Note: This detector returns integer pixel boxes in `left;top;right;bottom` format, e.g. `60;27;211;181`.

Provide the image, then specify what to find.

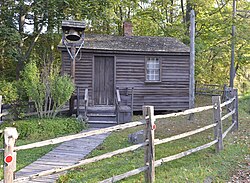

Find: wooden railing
195;82;225;96
84;88;88;120
115;88;121;124
1;89;239;183
115;87;134;124
76;87;80;116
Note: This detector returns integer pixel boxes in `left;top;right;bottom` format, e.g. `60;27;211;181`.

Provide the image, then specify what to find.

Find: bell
66;28;81;41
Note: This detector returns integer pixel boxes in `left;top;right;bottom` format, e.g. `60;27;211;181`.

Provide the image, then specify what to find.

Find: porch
69;87;134;128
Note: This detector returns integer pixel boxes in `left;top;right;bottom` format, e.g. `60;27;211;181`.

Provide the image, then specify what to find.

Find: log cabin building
59;24;190;127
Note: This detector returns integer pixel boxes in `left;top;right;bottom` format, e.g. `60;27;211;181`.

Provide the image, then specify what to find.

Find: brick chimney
123;21;133;37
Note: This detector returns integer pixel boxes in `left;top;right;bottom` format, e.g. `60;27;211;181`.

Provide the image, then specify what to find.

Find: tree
1;0;250;93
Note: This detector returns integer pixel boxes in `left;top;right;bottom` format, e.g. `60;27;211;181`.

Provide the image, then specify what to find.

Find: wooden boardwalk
15;128;110;183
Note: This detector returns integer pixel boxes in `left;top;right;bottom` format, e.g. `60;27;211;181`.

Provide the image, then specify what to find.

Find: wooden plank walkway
14;128;110;183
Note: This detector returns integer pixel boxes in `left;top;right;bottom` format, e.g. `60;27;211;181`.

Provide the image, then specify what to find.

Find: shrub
22;62;74;118
0;117;85;140
22;62;45;117
50;75;74;117
0;80;18;104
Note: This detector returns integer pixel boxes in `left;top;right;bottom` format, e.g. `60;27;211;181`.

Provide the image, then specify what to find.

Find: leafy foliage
0;117;85;140
22;62;74;118
0;25;20;81
50;75;75;116
0;0;250;92
22;62;45;117
0;81;18;104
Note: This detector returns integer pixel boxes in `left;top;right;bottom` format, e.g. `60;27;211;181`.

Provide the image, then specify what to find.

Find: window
145;57;161;82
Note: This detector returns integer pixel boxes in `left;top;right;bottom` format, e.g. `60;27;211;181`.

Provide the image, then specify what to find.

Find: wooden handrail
116;89;121;105
115;88;121;124
76;87;80;116
131;87;134;113
84;88;88;120
84;88;88;103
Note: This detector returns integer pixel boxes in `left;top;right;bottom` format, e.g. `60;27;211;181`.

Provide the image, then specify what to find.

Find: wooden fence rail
195;82;225;96
1;89;239;183
154;105;214;120
14;120;145;151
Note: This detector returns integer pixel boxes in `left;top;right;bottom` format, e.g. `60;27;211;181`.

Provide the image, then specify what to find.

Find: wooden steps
86;106;117;128
79;105;132;127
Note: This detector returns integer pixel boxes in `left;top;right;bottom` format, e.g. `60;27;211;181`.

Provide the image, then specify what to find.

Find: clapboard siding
61;49;190;111
115;54;189;111
62;51;93;104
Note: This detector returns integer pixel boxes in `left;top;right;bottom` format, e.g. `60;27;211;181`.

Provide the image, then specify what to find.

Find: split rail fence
0;89;238;183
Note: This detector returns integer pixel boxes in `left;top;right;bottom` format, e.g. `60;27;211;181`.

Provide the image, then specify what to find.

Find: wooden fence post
232;89;238;131
143;106;155;183
4;127;18;183
212;96;223;153
189;10;195;121
143;106;148;182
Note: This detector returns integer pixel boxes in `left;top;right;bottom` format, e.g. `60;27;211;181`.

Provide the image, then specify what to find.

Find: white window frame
145;57;161;82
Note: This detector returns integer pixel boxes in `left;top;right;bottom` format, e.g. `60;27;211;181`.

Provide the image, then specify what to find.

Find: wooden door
94;56;115;105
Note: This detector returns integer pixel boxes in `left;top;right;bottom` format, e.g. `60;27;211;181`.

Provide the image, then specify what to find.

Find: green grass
58;95;250;183
0;117;86;179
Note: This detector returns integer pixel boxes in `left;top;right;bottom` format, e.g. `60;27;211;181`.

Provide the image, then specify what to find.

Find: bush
22;62;74;118
0;117;86;140
50;75;75;117
0;80;18;104
22;62;45;116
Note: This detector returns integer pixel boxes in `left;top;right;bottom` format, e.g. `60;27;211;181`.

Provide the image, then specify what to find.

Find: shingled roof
83;34;190;53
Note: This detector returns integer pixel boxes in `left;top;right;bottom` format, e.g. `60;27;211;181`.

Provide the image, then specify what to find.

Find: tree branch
23;24;43;61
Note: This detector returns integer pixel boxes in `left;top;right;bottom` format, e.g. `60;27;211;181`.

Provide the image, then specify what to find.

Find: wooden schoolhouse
59;22;190;127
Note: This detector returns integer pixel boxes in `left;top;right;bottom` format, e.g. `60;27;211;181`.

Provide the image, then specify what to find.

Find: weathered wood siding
115;54;189;111
62;51;94;105
61;50;189;111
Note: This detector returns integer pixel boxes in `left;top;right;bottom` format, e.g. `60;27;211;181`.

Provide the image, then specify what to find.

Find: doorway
94;56;115;105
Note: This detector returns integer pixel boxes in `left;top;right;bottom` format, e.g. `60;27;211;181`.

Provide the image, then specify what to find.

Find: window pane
155;61;160;69
155;75;159;81
146;57;160;81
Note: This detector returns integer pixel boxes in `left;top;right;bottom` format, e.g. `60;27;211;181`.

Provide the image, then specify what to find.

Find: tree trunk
185;0;192;36
16;0;25;80
170;0;174;23
119;6;123;35
181;0;185;23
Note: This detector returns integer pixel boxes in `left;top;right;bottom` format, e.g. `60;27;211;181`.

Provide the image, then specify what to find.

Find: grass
0;117;86;179
57;95;250;183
